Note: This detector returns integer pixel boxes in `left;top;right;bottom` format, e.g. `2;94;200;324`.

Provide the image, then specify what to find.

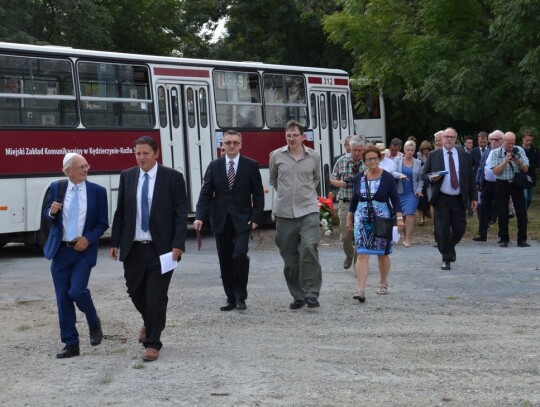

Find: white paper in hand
392;226;400;243
159;251;178;274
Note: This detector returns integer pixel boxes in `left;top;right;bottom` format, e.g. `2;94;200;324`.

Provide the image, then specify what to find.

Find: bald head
503;132;517;152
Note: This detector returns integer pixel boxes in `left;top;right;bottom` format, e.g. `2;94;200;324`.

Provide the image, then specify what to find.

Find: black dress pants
124;242;173;350
215;214;250;303
496;179;527;243
434;193;466;262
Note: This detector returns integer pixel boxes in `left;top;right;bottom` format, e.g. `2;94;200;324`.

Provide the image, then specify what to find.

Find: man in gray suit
109;136;188;362
422;127;478;270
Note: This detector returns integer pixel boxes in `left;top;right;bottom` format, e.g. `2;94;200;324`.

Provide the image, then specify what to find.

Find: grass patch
132;362;146;369
446;296;458;301
16;324;32;331
99;373;114;384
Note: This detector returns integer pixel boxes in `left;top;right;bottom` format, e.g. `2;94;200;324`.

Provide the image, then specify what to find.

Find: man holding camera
491;132;529;247
330;135;366;269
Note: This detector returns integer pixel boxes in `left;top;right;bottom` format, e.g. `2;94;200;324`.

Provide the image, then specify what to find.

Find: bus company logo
5;147;29;157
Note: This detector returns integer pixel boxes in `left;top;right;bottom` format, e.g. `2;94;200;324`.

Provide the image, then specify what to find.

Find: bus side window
310;93;317;129
319;94;327;129
158;86;167;128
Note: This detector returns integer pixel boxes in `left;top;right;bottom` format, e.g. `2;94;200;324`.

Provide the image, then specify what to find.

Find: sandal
353;291;366;303
377;284;388;295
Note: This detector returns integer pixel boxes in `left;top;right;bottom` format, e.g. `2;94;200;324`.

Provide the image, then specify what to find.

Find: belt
60;240;77;247
497;179;513;183
133;240;153;245
439;192;461;198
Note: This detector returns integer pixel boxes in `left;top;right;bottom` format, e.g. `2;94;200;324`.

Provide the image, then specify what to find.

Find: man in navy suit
109;136;188;362
43;153;108;358
422;128;478;270
194;130;264;311
471;132;489;181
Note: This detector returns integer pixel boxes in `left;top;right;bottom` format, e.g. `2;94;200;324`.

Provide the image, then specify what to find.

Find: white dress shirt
440;147;461;195
62;181;87;241
135;163;158;241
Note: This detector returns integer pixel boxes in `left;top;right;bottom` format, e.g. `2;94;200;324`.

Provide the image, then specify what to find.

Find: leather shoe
289;299;305;310
499;241;508;248
236;300;247;310
517;241;530;247
343;257;353;269
305;297;320;308
138;326;146;343
143;348;159;362
89;321;103;346
441;261;451;270
472;236;487;242
220;302;236;311
56;345;80;359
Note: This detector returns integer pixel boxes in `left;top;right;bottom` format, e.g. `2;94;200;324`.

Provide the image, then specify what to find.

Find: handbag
512;172;533;189
364;176;394;239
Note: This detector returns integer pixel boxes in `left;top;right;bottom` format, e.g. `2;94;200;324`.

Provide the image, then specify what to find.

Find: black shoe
450;249;456;263
89;321;103;346
305;297;320;308
472;236;487;242
289;299;305;310
441;261;451;270
236;300;247;310
220;302;236;311
499;241;508;248
56;345;80;359
497;238;503;244
517;241;530;247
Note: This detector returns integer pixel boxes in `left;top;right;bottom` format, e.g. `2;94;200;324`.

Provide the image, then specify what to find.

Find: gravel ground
0;228;539;407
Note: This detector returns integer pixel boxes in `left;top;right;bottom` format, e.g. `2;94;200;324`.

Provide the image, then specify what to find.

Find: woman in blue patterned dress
346;145;405;302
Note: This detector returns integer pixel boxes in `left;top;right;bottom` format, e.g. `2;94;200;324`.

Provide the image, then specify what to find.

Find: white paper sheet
392;226;400;243
159;251;178;274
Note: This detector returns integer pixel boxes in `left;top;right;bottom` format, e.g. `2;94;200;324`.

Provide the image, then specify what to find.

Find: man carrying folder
193;130;264;311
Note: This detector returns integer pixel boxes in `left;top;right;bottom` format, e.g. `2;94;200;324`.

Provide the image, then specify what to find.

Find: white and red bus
0;41;353;249
352;86;386;146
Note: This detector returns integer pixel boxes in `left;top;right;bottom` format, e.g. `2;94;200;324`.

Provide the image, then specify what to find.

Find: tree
324;0;540;139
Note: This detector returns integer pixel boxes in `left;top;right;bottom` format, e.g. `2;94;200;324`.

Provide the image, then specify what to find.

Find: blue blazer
43;180;109;266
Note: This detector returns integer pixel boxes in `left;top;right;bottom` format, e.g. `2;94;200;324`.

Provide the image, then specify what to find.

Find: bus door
310;90;352;197
157;82;213;212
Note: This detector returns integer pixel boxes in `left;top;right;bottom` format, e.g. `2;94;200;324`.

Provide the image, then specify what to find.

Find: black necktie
448;151;459;189
227;160;235;190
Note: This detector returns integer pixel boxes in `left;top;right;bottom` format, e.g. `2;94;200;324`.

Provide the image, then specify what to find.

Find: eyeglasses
223;141;241;146
490;138;502;141
365;157;380;162
443;135;456;139
73;164;90;170
286;133;302;139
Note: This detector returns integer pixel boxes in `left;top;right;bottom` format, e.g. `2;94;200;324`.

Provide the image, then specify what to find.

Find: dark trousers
51;245;99;346
434;193;466;262
215;214;250;303
123;243;173;350
496;180;528;243
478;181;497;238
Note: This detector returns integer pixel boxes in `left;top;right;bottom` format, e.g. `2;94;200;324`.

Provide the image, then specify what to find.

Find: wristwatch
397;216;404;221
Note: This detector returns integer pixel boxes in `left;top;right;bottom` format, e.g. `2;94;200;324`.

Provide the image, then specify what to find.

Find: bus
351;87;386;146
0;41;353;249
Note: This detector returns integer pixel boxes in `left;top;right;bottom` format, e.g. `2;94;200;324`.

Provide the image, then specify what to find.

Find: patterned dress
354;176;393;255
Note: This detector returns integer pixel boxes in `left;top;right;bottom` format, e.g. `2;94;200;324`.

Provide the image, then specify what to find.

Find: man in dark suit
422;127;478;270
193;130;264;311
44;153;108;358
471;131;489;181
109;136;188;362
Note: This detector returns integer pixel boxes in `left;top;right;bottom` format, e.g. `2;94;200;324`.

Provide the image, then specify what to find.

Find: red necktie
448;151;459;189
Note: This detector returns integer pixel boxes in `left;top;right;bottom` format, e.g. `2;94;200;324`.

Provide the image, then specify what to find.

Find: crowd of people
41;121;538;362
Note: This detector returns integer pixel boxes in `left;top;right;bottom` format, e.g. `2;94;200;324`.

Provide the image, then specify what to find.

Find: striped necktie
227;160;235;190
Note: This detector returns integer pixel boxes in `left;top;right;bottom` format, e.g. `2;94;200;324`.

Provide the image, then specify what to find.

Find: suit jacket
195;155;264;234
394;156;424;194
43;180;109;266
475;146;492;188
110;165;188;261
422;147;477;209
471;146;486;179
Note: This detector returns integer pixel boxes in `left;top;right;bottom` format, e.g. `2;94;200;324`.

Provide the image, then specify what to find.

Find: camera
511;147;521;160
343;162;361;186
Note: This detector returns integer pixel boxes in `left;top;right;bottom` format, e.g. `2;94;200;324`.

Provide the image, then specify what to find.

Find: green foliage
324;0;540;138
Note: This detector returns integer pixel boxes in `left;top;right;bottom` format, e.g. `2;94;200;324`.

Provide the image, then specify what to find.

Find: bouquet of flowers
318;193;334;236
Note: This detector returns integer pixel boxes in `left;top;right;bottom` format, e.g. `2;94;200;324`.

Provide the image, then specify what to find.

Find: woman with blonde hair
347;145;405;302
394;140;424;246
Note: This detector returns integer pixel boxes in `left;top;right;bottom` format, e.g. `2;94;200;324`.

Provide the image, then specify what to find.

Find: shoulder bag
364;176;394;239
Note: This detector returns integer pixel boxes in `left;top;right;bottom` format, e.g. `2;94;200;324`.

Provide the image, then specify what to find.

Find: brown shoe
143;348;159;362
343;257;353;269
138;326;146;343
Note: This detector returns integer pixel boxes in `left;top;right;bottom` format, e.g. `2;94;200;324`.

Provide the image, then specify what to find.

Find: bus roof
0;41;349;76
